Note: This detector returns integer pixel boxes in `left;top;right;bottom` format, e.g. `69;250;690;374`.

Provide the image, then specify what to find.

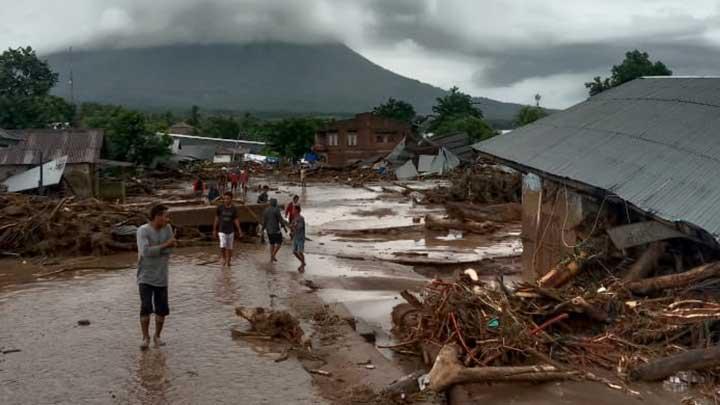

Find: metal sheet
395;160;418;179
418;155;435;172
607;221;687;249
3;155;68;192
473;77;720;241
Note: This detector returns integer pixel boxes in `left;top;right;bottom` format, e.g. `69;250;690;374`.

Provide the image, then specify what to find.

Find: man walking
262;198;288;263
214;191;242;266
136;204;176;350
291;205;306;272
285;195;300;223
240;169;250;196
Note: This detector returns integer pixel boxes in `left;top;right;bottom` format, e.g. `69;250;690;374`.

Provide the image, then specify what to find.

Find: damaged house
313;113;412;166
473;77;720;282
0;129;104;197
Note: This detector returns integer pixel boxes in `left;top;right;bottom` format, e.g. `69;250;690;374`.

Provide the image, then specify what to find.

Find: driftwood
381;370;425;397
626;262;720;295
623;242;666;282
445;202;522;223
235;306;310;348
631;345;720;381
537;252;588;288
425;214;501;235
427;344;579;392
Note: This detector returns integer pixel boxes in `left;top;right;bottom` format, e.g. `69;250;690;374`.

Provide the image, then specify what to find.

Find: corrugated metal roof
425;132;476;161
0;129;104;165
473;77;720;239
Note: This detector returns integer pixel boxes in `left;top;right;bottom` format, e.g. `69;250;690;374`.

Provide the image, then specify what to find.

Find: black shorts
268;232;283;245
139;283;169;317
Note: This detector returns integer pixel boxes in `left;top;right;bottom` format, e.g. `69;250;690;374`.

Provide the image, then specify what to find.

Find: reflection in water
214;265;238;304
135;350;170;404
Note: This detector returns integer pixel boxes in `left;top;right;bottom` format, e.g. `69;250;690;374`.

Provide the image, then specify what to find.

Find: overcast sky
3;0;720;108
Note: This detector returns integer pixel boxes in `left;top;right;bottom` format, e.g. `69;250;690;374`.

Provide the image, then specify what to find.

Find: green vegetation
78;103;171;165
265;118;326;160
586;50;672;96
372;98;416;123
0;46;75;128
514;106;548;127
430;87;496;141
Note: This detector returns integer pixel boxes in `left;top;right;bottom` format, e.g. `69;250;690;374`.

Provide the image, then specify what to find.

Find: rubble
0;194;147;256
393;243;720;396
424;165;521;205
235;306;310;348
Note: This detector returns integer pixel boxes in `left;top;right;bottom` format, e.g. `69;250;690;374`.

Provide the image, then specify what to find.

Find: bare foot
140;337;150;350
298;265;305;273
153;337;166;347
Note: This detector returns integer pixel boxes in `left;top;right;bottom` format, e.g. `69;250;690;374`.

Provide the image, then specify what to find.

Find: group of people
193;168;251;203
261;194;305;271
135;186;307;349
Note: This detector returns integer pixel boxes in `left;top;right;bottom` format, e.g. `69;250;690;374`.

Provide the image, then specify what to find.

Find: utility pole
68;47;75;107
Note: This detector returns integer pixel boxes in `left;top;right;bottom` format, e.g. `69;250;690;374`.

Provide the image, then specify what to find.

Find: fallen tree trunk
630;345;720;381
626;262;720;295
425;214;501;235
445;202;522;223
428;344;579;392
623;242;666;282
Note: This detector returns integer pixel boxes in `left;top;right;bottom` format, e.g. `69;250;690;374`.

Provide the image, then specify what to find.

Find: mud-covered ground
1;179;686;404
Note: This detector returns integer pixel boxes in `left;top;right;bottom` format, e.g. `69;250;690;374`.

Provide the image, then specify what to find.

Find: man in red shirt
239;169;250;196
229;171;240;195
285;195;300;223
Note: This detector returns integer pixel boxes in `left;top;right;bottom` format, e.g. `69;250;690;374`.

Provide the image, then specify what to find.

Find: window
328;133;339;146
347;133;357;146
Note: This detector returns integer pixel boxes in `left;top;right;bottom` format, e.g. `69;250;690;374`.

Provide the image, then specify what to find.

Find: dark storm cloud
475;39;720;86
4;0;720;106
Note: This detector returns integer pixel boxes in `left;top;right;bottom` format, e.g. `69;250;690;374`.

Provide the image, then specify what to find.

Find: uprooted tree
586;50;672;96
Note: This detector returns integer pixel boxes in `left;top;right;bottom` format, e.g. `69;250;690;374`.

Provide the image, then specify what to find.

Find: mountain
46;43;525;125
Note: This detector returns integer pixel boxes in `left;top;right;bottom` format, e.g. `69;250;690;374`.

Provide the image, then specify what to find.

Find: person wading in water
136;204;176;350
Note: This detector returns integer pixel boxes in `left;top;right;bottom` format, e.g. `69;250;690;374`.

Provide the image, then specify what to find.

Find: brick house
313;113;412;166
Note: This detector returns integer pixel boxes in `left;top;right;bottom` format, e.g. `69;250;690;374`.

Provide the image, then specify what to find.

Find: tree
586;50;672;96
372;98;416;123
433;115;496;142
78;103;171;165
514;106;548;127
430;86;483;131
266;118;323;160
200;116;240;139
0;46;75;129
0;46;57;98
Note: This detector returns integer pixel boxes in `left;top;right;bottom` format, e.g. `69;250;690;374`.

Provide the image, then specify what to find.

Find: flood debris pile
395;252;720;396
424;165;521;205
234;306;310;348
0;194;147;256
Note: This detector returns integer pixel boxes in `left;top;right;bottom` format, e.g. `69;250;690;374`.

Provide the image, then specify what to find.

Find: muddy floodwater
0;181;689;404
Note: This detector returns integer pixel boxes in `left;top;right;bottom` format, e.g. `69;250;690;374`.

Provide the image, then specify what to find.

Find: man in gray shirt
262;198;288;263
136;204;176;350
